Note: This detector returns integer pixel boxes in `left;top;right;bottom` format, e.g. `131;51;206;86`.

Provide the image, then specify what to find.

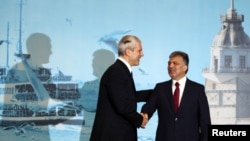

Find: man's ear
125;48;132;56
184;65;188;72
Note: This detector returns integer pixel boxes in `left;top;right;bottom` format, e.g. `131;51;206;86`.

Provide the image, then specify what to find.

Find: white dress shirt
118;57;132;73
172;76;187;105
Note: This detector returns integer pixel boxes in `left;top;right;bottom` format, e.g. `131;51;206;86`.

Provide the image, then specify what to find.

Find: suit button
175;118;178;121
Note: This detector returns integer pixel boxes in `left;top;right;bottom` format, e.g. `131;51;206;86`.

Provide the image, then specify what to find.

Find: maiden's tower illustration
203;0;250;124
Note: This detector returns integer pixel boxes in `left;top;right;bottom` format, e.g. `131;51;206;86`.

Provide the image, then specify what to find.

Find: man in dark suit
89;35;151;141
141;51;211;141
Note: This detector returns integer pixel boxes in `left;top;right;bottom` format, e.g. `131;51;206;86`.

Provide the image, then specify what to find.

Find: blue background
1;0;250;140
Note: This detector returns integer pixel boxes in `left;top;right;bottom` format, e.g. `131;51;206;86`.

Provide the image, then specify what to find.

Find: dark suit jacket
90;59;152;141
142;79;211;141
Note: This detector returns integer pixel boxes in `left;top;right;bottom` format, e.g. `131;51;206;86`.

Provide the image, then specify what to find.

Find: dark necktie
173;82;180;112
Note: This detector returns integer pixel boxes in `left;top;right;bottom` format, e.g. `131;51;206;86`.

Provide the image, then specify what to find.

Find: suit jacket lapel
165;81;176;114
130;72;136;92
117;59;136;92
177;79;189;114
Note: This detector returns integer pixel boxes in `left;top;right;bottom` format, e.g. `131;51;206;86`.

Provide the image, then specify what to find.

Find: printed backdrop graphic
0;0;250;141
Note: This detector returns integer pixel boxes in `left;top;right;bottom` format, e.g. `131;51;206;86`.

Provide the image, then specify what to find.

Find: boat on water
0;66;85;126
0;0;84;127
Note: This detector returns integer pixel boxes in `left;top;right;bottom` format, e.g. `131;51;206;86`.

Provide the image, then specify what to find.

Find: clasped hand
140;113;148;128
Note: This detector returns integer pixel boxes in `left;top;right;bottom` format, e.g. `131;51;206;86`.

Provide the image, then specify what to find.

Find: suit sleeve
136;89;153;102
106;68;143;127
198;85;211;141
141;85;158;119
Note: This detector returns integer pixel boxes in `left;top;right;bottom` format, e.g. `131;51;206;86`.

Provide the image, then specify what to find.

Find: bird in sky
65;18;72;26
98;29;132;54
98;30;149;75
139;67;148;75
0;40;10;46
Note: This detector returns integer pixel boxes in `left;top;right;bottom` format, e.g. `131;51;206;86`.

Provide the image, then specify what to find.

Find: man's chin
168;73;175;78
133;62;140;66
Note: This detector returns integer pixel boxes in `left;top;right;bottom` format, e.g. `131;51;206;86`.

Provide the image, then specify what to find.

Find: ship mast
15;0;29;59
14;0;50;101
0;22;10;68
6;22;10;68
231;0;234;10
0;22;10;82
18;0;23;55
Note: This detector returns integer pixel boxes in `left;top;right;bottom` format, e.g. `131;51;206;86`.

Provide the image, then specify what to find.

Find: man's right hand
140;113;148;128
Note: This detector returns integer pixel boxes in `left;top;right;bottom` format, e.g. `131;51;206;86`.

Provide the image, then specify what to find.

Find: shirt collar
172;76;187;87
118;57;132;73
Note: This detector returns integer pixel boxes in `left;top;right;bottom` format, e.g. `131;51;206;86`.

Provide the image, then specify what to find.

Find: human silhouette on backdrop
1;33;53;141
78;49;116;140
79;49;116;112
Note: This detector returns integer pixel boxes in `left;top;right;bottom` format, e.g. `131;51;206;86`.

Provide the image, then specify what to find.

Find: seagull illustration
0;40;10;45
98;30;149;75
65;18;72;26
98;29;132;53
3;125;26;135
139;67;148;75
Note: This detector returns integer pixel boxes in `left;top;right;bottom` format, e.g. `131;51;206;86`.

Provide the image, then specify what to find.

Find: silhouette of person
1;33;53;141
4;33;52;83
78;49;115;141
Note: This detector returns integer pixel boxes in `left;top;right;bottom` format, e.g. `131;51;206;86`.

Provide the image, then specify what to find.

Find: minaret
203;0;250;124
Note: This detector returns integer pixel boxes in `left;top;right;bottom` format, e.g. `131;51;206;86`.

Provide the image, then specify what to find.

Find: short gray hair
117;35;141;56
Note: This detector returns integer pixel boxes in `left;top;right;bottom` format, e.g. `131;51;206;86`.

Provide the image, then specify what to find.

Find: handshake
140;113;148;128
